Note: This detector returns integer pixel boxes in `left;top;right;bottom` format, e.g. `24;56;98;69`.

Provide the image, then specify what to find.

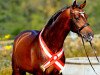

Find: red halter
39;29;65;72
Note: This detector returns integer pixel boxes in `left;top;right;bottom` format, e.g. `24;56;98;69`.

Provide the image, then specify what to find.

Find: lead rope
81;37;98;75
89;41;100;64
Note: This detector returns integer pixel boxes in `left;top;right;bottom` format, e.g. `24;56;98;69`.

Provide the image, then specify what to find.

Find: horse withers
12;0;94;75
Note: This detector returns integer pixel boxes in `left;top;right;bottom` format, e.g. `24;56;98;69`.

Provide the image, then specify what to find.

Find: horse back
13;30;39;51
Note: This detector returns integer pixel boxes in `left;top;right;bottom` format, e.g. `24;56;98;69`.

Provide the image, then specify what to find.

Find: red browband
39;29;65;72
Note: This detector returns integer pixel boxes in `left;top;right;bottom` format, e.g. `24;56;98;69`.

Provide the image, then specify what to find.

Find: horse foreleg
12;64;26;75
12;57;26;75
33;70;44;75
52;69;63;75
12;69;26;75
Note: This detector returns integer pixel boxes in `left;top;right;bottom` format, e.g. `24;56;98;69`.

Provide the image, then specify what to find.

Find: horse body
12;8;70;75
12;0;94;75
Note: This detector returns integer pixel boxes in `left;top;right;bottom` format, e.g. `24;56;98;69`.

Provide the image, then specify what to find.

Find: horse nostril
82;33;94;42
87;33;94;42
88;33;94;38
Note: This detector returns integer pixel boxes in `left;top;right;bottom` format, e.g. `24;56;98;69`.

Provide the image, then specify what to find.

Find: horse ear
79;0;86;9
72;0;77;8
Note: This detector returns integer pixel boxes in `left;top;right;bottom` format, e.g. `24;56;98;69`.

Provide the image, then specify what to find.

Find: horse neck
42;9;71;53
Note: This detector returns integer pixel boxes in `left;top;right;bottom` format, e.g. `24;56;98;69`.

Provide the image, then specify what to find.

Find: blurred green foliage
0;0;99;37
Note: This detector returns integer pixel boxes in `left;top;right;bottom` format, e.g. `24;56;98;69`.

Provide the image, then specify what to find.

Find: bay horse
12;0;94;75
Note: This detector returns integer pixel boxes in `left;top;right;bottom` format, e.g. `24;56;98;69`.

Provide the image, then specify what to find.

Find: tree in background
0;0;99;39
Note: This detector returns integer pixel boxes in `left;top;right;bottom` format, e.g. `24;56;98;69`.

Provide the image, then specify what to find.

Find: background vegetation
0;0;100;38
0;0;100;75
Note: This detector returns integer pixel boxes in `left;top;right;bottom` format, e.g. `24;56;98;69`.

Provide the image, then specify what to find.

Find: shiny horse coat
12;0;93;75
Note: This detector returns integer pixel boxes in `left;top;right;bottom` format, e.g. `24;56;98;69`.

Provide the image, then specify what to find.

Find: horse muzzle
77;23;94;42
82;32;94;42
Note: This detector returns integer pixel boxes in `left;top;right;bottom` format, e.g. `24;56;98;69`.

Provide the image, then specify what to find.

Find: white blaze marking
74;11;85;18
79;12;85;18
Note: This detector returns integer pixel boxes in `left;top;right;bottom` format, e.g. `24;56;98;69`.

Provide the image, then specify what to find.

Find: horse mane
46;6;69;27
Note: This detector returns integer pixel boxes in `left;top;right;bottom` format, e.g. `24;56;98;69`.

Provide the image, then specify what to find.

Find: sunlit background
0;0;100;75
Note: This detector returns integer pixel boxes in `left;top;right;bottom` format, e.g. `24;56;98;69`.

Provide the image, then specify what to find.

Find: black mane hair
46;6;69;27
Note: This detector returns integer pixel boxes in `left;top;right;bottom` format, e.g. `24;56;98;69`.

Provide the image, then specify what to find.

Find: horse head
70;0;93;42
